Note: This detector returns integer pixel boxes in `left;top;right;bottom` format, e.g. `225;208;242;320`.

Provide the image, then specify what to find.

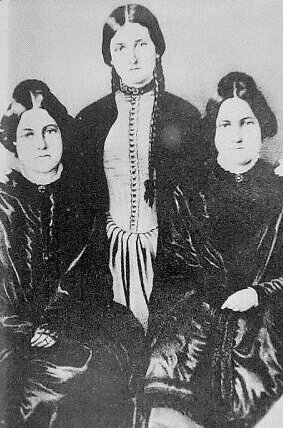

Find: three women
1;4;282;427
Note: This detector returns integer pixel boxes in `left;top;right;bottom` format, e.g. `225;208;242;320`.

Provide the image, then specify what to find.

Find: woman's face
215;96;262;166
110;23;157;87
15;107;63;174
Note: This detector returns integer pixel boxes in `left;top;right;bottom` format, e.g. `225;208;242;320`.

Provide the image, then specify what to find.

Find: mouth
37;154;50;158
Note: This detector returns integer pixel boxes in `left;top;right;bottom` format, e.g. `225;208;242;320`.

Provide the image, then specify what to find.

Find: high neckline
18;163;63;186
216;154;259;175
116;89;154;105
5;165;63;194
209;158;274;183
117;79;155;96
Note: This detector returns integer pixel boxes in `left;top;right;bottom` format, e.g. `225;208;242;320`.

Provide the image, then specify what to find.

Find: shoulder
0;180;23;220
267;166;283;205
76;93;116;124
257;160;283;190
156;92;202;156
0;184;10;205
159;92;201;120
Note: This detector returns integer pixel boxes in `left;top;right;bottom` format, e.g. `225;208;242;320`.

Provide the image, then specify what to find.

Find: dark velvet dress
144;160;283;427
0;166;144;427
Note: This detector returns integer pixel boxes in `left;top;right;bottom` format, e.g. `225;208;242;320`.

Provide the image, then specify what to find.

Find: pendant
38;185;47;193
235;173;243;183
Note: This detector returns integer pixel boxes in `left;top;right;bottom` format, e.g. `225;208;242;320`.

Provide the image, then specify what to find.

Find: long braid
111;67;120;93
111;58;165;208
144;57;164;207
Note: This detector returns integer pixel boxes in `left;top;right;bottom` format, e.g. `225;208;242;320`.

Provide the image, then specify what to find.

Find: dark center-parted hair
102;3;166;67
203;72;278;158
101;4;167;206
0;79;74;154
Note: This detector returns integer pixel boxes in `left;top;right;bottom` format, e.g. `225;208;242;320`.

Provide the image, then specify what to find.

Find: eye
115;44;125;52
44;125;58;136
20;131;34;139
218;122;230;128
136;40;148;47
240;117;255;126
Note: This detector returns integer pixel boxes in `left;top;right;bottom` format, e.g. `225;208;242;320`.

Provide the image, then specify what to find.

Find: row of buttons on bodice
128;95;141;232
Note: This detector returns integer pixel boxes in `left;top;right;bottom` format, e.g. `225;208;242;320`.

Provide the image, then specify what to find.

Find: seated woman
141;72;283;427
0;79;143;427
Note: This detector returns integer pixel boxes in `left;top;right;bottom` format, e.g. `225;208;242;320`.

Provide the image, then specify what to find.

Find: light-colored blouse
104;90;158;233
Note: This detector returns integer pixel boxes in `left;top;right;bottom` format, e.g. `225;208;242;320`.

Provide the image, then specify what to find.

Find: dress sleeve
251;206;283;305
42;212;112;340
152;184;228;318
165;185;226;277
254;278;283;304
0;192;34;341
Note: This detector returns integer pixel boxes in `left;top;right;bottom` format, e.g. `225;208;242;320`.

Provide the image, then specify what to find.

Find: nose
36;133;47;150
231;125;243;144
128;46;138;64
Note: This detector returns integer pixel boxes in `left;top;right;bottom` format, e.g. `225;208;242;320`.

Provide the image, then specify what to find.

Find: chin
125;75;149;87
32;161;59;173
236;154;255;163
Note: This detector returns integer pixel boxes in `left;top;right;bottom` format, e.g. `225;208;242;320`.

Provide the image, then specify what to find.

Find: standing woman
142;72;283;427
77;4;201;330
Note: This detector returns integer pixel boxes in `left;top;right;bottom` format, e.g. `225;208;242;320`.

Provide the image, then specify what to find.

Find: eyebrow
218;116;254;122
114;38;147;45
20;123;57;131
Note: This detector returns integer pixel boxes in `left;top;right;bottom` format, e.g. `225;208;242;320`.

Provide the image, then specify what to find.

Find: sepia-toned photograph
0;0;283;426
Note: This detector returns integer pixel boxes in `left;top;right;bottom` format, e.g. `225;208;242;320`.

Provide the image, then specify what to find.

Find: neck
19;163;63;185
216;154;259;175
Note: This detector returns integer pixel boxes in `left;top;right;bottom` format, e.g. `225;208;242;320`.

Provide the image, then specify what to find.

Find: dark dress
0;164;144;427
143;160;283;427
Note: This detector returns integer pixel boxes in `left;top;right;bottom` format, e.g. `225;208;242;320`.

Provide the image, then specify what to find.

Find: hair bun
217;72;257;99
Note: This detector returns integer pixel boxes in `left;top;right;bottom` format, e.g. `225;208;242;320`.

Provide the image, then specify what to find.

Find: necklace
119;79;155;96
